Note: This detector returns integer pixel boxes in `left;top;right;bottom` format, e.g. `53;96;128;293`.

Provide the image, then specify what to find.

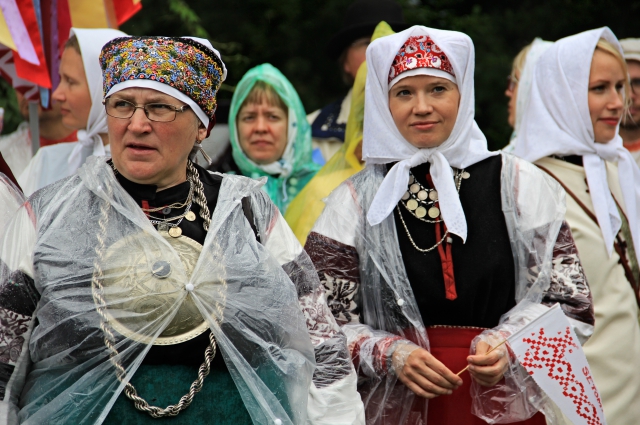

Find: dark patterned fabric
310;98;347;142
542;221;594;324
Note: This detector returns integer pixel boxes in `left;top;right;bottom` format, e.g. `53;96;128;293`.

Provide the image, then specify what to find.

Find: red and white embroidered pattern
388;35;455;83
520;327;603;425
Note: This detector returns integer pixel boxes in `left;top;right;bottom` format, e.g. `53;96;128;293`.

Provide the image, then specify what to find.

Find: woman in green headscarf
228;64;320;213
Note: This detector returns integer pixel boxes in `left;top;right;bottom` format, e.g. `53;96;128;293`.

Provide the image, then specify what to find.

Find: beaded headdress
388;35;455;87
100;36;226;126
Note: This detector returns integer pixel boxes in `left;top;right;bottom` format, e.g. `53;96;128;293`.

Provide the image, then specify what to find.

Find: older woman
222;64;320;214
305;26;594;424
18;28;125;196
0;36;363;424
515;27;640;425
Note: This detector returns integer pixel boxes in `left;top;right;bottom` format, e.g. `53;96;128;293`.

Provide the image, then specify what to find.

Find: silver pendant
428;207;440;218
162;207;172;215
406;199;419;211
157;223;169;232
169;227;182;238
417;190;428;201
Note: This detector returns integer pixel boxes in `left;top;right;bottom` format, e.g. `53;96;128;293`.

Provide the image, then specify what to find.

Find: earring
193;139;212;166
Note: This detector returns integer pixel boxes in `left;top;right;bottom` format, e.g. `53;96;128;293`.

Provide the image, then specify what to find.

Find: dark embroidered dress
306;155;594;424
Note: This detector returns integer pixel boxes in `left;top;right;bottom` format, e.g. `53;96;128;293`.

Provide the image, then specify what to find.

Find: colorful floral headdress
388;35;455;86
100;36;226;125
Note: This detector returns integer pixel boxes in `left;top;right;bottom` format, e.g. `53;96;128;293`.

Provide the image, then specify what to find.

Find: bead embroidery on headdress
388;35;455;83
100;36;225;121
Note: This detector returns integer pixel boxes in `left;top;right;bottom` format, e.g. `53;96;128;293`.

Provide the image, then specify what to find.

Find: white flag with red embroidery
508;304;606;425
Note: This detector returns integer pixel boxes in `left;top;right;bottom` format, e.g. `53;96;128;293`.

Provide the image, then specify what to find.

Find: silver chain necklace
397;168;468;253
94;161;215;418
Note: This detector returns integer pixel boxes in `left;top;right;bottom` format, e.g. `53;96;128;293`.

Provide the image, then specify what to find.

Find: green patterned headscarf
229;63;320;213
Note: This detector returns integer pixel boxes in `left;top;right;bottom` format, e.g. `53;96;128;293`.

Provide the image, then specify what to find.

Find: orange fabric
624;138;640;152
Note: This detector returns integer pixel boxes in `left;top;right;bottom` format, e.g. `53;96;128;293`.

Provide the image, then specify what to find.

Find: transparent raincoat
0;173;25;234
0;157;363;424
307;153;595;424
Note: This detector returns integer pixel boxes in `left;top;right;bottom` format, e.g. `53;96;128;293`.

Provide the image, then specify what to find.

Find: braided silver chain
90;162;217;418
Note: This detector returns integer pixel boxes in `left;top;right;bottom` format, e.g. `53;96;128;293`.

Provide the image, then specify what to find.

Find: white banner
508;304;606;425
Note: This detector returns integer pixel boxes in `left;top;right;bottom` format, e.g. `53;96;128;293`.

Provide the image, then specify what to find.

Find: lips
411;121;438;130
599;117;620;126
126;142;156;152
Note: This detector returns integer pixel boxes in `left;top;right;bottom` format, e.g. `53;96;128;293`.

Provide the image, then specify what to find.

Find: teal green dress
228;64;321;214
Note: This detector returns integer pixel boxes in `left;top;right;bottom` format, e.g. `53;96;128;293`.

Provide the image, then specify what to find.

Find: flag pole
456;339;508;376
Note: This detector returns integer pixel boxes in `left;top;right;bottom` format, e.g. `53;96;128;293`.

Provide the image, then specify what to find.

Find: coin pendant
185;211;196;221
429;190;438;201
428;207;440;218
409;183;420;194
417;190;428;201
415;206;427;218
409;175;415;184
157;223;169;232
406;199;419;211
168;226;182;238
462;171;470;179
401;191;411;201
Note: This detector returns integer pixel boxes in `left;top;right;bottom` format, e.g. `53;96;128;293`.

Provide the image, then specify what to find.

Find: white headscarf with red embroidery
364;25;496;242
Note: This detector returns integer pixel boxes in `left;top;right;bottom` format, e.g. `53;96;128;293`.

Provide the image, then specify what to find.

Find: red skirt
419;326;546;424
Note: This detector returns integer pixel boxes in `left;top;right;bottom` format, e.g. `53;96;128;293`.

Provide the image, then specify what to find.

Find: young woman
17;28;125;195
305;26;594;424
0;36;363;424
223;64;320;214
515;27;640;425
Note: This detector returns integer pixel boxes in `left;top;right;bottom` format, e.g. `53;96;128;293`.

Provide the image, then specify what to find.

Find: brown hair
238;81;288;113
64;35;81;54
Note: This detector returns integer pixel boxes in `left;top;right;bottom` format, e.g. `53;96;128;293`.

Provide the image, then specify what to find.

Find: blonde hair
239;81;288;114
511;42;534;78
595;38;632;111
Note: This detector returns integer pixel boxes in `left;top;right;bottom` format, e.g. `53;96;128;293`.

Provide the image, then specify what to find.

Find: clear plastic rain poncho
228;64;321;214
0;157;363;424
285;21;395;246
0;173;25;234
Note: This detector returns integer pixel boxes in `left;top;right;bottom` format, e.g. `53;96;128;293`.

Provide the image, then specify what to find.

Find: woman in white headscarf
515;27;640;425
17;28;125;196
503;38;553;153
305;25;595;424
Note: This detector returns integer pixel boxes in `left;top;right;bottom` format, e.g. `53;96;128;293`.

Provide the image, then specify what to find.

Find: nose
414;93;433;115
608;89;624;111
52;84;65;102
254;115;268;133
127;107;152;133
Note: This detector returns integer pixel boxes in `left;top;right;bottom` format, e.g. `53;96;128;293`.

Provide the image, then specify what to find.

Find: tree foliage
3;0;639;150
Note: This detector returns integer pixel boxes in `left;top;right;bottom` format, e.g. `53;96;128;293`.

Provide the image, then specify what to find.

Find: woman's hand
467;340;509;387
392;345;463;399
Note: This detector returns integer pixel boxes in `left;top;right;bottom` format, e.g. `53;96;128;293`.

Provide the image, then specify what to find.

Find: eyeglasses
631;78;640;96
103;97;190;122
506;74;519;92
